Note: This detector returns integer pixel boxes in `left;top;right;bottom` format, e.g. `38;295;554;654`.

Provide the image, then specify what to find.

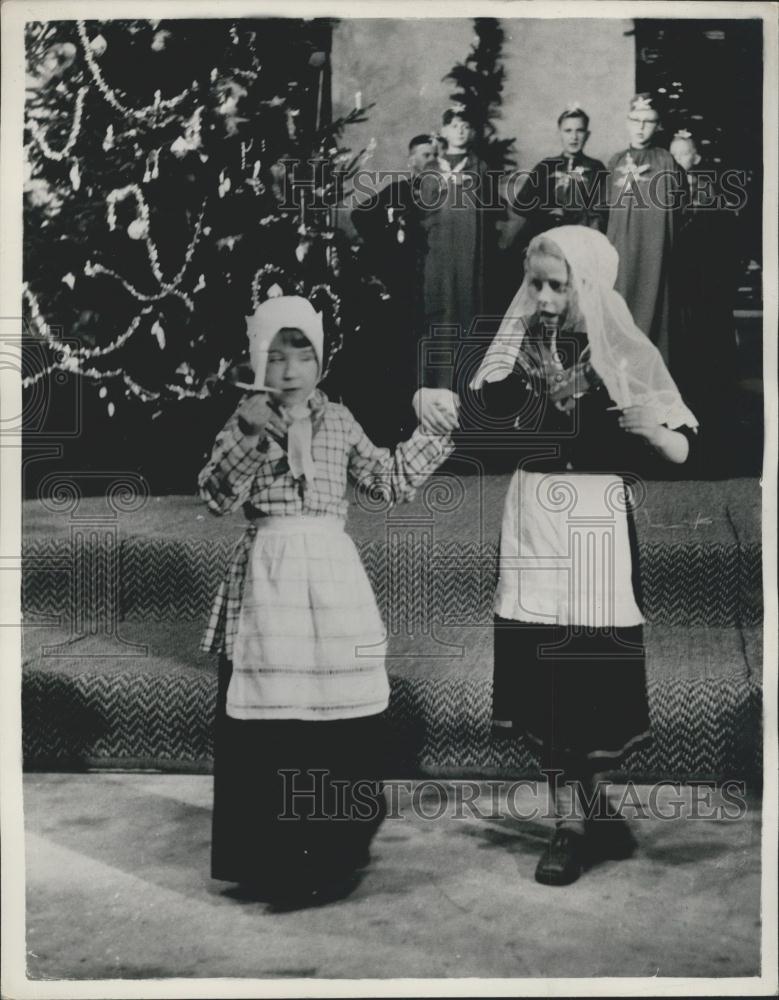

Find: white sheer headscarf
471;226;698;430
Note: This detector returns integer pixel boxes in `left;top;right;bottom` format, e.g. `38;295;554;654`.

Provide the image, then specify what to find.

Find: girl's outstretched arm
345;407;456;507
618;405;691;464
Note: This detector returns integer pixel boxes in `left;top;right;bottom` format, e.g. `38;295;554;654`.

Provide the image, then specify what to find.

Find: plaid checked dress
199;391;453;722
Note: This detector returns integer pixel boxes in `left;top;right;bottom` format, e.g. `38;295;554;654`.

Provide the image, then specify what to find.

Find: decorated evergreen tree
443;18;516;172
22;17;384;422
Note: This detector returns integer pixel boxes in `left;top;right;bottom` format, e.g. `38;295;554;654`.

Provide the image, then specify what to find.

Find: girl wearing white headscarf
471;226;697;887
199;295;454;905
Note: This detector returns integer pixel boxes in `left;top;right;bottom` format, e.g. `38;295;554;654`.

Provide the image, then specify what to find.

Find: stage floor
19;773;762;982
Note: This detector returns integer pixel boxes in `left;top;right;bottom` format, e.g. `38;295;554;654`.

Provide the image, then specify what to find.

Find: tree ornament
61;272;76;289
218;169;231;198
295;241;310;262
99;386;107;398
34;41;77;86
170;136;189;158
107;401;115;417
69;161;81;191
267;284;283;298
151;30;171;52
151;319;166;349
127;218;148;240
143;149;160;183
103;124;115;151
90;34;108;57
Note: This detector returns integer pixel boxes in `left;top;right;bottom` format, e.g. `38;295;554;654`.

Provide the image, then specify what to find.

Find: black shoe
267;868;362;911
587;814;637;860
535;827;589;886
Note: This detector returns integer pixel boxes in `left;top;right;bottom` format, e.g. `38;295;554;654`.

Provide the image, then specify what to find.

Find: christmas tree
443;18;516;172
22;17;384;422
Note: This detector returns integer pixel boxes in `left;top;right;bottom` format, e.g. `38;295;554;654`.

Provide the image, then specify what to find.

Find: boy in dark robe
511;103;609;240
414;106;505;439
349;135;438;442
606;93;685;363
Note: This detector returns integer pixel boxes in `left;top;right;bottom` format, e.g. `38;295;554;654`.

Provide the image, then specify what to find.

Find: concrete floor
20;774;762;982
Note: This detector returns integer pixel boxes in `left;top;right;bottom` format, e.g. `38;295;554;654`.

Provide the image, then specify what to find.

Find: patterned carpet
20;477;763;779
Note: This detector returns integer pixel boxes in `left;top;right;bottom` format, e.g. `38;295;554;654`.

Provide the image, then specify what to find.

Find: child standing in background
470;227;697;886
512;103;609;240
199;295;456;906
607;93;685;363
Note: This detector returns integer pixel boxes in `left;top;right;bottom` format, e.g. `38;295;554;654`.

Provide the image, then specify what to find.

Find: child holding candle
470;226;697;886
199;295;457;906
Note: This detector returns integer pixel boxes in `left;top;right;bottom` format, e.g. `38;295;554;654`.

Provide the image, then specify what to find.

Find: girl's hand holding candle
237;389;289;439
618;405;663;446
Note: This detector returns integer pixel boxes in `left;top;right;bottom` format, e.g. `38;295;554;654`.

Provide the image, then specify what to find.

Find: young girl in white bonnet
470;225;697;886
199;294;456;905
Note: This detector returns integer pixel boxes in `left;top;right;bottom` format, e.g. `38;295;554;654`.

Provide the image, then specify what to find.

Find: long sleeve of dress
347;415;455;506
198;412;271;515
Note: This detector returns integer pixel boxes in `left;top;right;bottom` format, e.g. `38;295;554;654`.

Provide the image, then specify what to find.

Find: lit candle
355;90;362;110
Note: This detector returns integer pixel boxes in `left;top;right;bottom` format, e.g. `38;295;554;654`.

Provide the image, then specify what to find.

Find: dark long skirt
212;657;387;887
492;620;651;767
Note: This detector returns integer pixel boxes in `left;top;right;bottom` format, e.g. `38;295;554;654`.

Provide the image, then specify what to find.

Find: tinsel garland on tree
23;17;385;415
443;18;515;172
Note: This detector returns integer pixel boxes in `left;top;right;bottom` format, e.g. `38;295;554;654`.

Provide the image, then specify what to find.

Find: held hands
413;388;460;436
236;391;291;441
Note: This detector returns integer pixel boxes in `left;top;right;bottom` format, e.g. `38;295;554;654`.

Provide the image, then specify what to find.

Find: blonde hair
524;235;584;332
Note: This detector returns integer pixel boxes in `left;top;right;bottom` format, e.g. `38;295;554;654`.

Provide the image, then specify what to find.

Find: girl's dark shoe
534;826;589;886
587;814;637;860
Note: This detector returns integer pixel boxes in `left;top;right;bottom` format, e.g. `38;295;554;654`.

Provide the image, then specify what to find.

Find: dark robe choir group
351;93;739;438
197;90;727;908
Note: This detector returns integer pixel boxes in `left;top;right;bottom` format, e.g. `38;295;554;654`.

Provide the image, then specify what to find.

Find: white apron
228;516;390;721
495;470;644;628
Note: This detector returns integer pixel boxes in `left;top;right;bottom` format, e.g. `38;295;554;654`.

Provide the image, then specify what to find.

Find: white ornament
267;284;283;298
107;401;115;417
295;242;309;262
127;218;148;240
69;161;81;190
90;34;107;57
193;274;206;293
103;125;115;151
151;30;170;52
151;319;166;349
170;136;189;158
99;386;107;398
62;272;76;289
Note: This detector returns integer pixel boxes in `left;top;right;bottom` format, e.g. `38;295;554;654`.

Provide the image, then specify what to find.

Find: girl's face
627;110;660;148
527;253;570;329
265;328;319;406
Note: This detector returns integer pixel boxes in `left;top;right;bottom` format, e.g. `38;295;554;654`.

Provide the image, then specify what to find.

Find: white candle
617;358;632;408
355;90;362;110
